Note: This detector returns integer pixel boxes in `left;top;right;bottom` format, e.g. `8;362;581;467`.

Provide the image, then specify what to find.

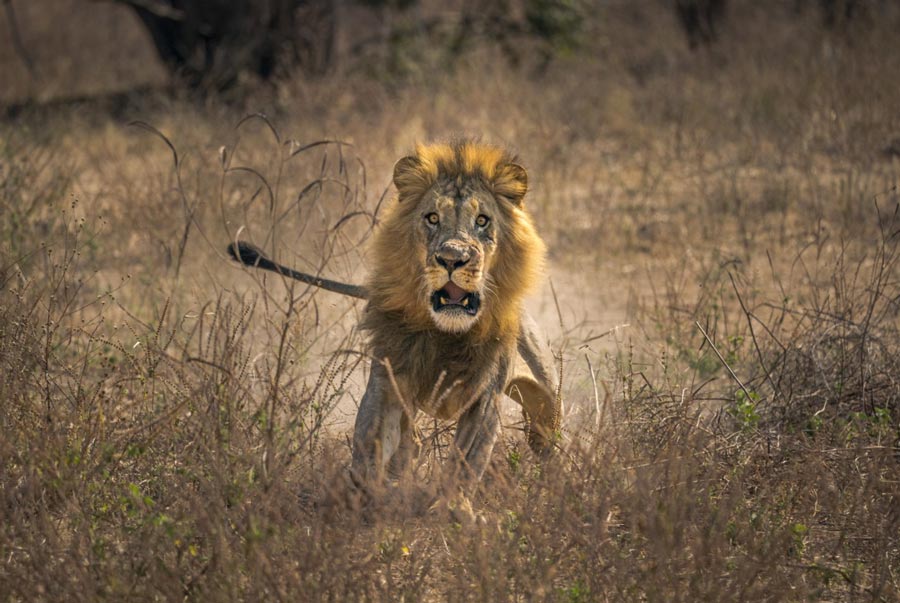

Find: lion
228;140;560;492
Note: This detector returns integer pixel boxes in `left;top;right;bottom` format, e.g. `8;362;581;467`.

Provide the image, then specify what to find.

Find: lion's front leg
387;408;419;479
351;364;406;487
452;390;502;484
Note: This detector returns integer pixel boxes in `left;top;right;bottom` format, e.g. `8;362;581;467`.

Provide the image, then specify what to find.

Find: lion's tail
227;241;368;300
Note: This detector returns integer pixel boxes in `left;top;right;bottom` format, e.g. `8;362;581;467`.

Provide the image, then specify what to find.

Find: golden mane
365;140;545;343
393;140;530;205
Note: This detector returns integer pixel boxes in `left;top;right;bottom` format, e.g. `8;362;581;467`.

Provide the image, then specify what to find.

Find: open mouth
431;281;480;316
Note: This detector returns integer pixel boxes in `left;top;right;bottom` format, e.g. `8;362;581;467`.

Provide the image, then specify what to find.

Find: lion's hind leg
506;377;559;454
512;312;561;455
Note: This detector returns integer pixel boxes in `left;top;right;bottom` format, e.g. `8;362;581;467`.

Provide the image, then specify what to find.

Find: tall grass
3;3;900;599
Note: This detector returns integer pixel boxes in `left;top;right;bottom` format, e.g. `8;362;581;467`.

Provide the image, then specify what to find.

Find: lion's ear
493;163;528;206
393;155;423;194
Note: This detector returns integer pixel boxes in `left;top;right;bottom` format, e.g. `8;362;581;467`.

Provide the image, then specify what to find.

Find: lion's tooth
440;297;448;305
462;298;469;306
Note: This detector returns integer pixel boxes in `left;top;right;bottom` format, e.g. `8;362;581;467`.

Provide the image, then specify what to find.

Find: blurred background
4;1;898;110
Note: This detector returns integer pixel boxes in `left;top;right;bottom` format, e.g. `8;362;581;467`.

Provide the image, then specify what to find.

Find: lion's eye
475;214;490;228
425;213;439;225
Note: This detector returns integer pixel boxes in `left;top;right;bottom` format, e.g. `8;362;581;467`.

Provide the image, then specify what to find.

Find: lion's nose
435;246;471;273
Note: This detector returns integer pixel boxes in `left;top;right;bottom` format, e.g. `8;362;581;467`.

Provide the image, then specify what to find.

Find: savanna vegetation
1;1;899;600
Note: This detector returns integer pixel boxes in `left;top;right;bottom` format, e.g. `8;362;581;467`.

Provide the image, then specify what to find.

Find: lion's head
366;140;546;340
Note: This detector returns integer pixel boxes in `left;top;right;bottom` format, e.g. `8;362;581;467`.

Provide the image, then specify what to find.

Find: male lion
229;140;559;491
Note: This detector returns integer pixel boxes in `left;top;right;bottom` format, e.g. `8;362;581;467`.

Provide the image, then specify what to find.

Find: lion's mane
365;140;545;342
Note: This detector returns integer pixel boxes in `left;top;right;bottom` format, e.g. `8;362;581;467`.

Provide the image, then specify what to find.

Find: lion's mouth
431;281;480;316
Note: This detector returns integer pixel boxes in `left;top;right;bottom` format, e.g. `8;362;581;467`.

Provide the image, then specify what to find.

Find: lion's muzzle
427;240;484;332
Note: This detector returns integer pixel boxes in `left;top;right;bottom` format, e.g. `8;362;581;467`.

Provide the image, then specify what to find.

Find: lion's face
367;141;545;340
418;179;500;333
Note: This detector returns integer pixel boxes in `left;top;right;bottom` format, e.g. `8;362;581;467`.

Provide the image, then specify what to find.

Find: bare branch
695;320;759;403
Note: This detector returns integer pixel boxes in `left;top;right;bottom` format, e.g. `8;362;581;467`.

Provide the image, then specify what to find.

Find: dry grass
2;2;900;601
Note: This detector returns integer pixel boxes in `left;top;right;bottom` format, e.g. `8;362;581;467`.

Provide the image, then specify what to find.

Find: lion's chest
384;333;512;420
413;380;479;420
